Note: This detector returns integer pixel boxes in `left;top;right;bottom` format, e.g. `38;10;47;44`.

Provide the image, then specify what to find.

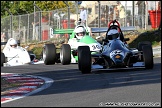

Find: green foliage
1;1;75;18
32;47;43;59
128;29;161;48
1;1;12;17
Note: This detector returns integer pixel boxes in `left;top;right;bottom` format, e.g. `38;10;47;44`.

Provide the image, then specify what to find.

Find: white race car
1;38;43;67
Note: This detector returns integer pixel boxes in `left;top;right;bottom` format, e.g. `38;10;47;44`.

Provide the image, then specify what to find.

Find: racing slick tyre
78;46;91;74
142;45;154;69
138;41;151;51
138;41;152;61
60;44;71;65
1;53;5;67
43;44;56;65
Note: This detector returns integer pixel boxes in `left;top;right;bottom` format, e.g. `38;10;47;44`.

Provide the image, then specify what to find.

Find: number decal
110;50;123;58
92;45;100;50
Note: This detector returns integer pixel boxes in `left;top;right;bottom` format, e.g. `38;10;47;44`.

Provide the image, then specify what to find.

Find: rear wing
91;26;137;33
49;28;74;38
49;27;90;38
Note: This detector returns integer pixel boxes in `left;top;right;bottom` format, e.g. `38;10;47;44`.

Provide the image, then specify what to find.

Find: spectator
1;29;8;42
79;6;87;26
114;1;126;27
32;13;40;40
1;32;5;42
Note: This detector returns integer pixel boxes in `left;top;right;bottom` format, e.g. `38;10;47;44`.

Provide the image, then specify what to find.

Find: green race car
43;18;136;65
43;22;102;65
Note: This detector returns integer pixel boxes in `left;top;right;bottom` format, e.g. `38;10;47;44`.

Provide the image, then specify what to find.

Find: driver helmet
75;27;86;40
107;29;119;40
9;39;18;48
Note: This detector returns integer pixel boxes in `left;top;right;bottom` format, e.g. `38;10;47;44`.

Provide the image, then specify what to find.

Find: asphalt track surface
1;57;161;107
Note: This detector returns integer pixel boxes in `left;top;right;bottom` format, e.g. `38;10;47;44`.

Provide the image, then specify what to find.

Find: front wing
91;61;145;70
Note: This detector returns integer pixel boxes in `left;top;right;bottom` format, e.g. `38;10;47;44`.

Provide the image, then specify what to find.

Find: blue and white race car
77;20;154;74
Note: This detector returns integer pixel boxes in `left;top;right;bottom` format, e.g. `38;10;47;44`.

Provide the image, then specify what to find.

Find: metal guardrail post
68;7;70;29
145;1;148;30
132;1;135;26
125;1;127;27
98;1;101;36
63;1;70;39
76;1;78;23
34;3;42;41
11;15;13;38
63;1;70;29
25;11;30;43
5;8;13;38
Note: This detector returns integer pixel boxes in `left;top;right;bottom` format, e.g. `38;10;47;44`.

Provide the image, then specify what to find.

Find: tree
1;1;75;18
1;1;77;31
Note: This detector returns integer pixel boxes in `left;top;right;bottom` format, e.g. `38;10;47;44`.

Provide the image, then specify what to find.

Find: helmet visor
10;44;17;48
76;32;85;36
108;33;119;40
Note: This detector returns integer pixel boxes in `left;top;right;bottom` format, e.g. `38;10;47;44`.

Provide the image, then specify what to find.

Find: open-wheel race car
43;19;102;65
78;20;154;74
1;38;42;67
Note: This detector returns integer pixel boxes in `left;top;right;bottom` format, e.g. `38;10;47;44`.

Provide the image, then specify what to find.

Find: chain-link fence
1;1;161;44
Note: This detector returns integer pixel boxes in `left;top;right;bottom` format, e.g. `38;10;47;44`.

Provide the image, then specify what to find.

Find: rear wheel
60;44;71;65
78;46;91;74
43;44;56;65
142;45;154;69
1;53;5;67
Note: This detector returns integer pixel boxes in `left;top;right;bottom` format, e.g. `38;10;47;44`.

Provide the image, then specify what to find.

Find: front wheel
60;44;71;65
138;41;152;61
142;45;154;69
43;44;56;65
78;46;91;74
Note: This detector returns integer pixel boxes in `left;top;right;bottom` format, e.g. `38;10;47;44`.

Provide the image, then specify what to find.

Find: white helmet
107;29;119;40
75;27;86;39
9;38;18;48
